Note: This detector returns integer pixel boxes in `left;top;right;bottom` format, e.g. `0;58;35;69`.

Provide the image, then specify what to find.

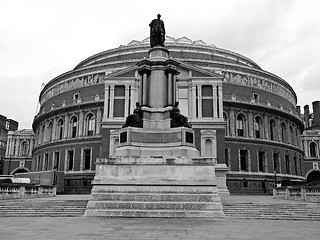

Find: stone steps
222;202;320;221
87;200;222;210
85;185;224;218
85;209;224;218
90;192;218;202
0;199;88;217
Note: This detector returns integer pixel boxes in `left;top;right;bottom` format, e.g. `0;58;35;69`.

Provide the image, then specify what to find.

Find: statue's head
157;14;161;19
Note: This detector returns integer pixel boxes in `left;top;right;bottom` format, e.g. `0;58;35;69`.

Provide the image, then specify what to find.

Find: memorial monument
85;15;225;218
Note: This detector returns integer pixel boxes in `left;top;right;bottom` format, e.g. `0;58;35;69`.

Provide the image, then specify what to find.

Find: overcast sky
0;0;319;129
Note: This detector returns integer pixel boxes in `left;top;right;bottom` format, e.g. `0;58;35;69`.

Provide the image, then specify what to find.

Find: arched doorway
11;168;29;175
306;170;320;182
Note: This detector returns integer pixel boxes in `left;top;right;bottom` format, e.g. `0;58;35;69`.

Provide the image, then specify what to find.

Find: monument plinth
85;15;224;218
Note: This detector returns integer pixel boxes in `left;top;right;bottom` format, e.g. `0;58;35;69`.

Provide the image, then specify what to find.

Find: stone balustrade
0;184;56;199
273;186;320;203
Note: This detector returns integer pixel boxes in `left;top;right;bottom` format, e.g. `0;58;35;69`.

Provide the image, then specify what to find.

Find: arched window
21;141;29;156
47;122;53;142
310;142;317;157
236;114;245;137
289;126;294;145
223;112;229;135
71;116;78;138
41;125;45;144
281;122;286;143
269;119;276;141
57;119;64;140
205;139;213;156
254;116;262;139
87;114;95;136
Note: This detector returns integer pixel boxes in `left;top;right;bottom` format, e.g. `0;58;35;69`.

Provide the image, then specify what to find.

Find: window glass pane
114;99;125;117
84;149;91;170
202;85;212;96
258;151;265;172
114;85;125;96
68;150;74;171
202;99;213;117
240;150;247;171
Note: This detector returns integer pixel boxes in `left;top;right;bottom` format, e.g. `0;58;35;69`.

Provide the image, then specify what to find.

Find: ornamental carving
222;72;295;105
40;73;104;104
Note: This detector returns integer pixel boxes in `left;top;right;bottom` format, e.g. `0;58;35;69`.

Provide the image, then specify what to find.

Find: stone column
142;73;148;106
6;137;11;156
64;114;69;139
229;108;235;136
109;85;115;118
213;85;218;118
149;69;167;107
14;139;19;156
197;85;202;117
218;85;223;118
304;139;308;157
10;137;15;155
248;111;253;138
276;118;281;142
167;72;173;106
29;137;34;156
52;117;57;141
97;107;102;135
191;85;197;118
103;85;109;118
264;114;269;140
130;84;136;113
43;122;47;143
124;85;130;117
79;110;84;137
286;122;291;144
173;75;177;105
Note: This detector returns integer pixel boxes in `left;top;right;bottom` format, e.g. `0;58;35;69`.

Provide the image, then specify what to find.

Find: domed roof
74;36;261;72
119;36;215;48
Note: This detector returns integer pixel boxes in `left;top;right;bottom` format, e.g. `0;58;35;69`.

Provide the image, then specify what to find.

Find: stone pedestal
85;157;224;218
85;47;225;218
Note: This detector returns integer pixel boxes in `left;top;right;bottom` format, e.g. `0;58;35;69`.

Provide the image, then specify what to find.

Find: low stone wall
0;183;56;199
273;186;320;203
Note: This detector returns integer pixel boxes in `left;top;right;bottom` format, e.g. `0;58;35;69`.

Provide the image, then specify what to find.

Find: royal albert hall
32;36;305;194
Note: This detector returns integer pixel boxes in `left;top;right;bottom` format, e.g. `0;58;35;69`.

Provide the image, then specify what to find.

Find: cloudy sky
0;0;319;129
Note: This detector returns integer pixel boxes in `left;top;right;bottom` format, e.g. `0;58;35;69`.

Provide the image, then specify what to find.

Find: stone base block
93;157;217;185
116;145;200;158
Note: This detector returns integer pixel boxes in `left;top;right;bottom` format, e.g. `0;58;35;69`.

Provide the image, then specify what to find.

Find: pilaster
109;85;115;118
213;85;218;118
97;107;102;135
229;108;235;136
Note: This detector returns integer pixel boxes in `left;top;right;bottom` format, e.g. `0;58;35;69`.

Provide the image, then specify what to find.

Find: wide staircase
85;185;224;218
1;195;320;220
221;196;320;221
0;197;88;217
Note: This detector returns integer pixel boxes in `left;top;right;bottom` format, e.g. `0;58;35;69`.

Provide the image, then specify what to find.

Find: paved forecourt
0;217;320;240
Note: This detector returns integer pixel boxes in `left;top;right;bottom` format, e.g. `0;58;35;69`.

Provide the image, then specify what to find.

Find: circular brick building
32;36;305;194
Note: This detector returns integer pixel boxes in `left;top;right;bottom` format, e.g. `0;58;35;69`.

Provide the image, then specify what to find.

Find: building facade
32;37;305;194
4;129;34;175
301;101;320;182
0;115;18;174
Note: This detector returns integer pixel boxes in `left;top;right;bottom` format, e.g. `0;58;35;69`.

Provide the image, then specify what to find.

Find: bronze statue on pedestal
149;14;165;48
